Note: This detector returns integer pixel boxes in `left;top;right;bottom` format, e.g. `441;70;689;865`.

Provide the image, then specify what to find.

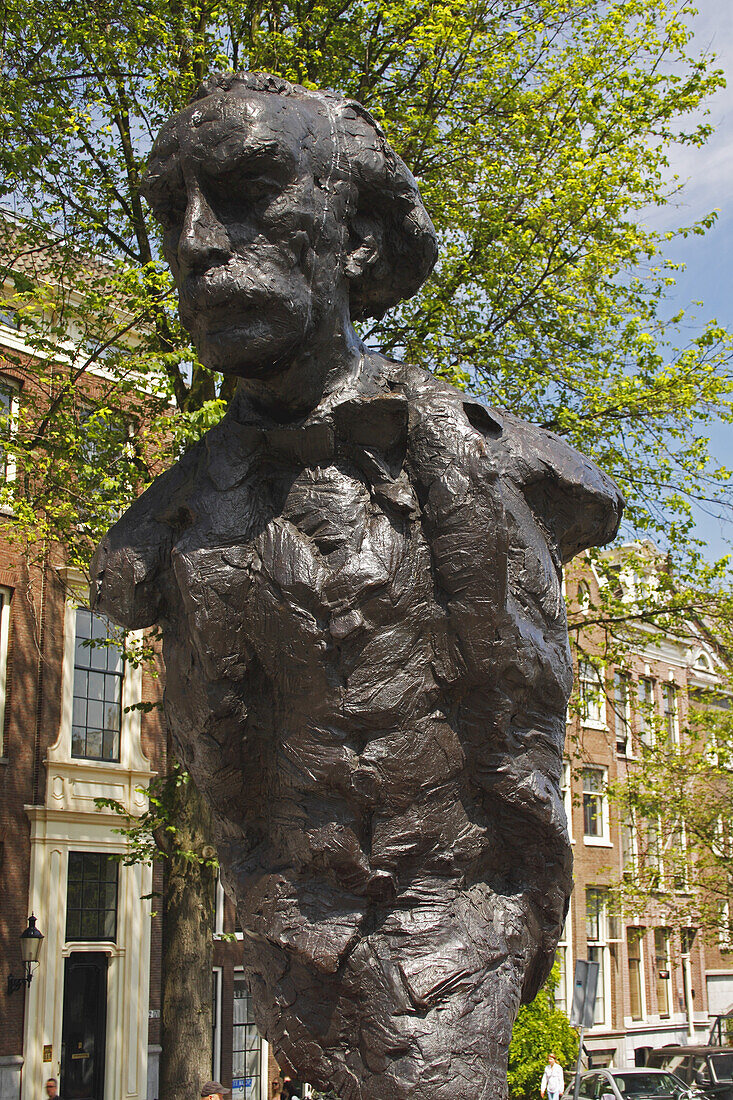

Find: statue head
142;72;438;380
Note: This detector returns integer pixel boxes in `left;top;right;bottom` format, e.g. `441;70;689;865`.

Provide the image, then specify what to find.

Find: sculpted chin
91;72;623;1100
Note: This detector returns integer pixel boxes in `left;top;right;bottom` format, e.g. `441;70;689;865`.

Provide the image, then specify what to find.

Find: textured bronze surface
91;73;623;1100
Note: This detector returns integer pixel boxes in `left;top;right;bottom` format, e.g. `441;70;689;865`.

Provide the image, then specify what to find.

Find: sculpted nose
178;187;231;271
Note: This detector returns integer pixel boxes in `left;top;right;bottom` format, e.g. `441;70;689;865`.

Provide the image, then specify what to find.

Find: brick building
560;556;733;1068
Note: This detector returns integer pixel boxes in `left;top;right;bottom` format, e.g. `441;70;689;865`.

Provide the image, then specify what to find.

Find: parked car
645;1046;733;1100
562;1068;703;1099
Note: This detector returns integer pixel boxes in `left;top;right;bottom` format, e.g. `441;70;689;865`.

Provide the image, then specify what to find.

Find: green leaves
507;962;579;1100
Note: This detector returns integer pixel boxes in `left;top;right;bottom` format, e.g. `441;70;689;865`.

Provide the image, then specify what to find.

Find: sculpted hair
190;71;439;320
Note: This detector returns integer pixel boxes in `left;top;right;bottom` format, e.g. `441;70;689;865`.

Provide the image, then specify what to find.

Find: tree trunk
160;773;217;1100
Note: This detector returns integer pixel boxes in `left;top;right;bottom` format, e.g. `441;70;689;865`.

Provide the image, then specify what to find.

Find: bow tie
207;391;417;514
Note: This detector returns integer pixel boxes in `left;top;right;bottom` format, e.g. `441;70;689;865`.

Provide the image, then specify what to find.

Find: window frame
579;660;606;728
613;671;631;755
71;605;124;763
662;682;679;746
561;761;574;842
555;910;573;1016
627;927;646;1022
65;849;119;943
586;888;613;1028
582;767;610;845
231;967;267;1100
51;582;146;774
212;966;223;1083
654;927;672;1019
0;586;12;758
636;678;655;747
0;374;20;491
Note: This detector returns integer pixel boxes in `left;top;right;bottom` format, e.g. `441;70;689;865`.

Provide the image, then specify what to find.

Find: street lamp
7;915;43;995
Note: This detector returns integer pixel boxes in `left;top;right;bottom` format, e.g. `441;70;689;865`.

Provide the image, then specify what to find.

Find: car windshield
612;1072;685;1096
710;1053;733;1082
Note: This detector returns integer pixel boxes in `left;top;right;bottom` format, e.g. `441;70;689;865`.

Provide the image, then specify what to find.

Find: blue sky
648;4;733;558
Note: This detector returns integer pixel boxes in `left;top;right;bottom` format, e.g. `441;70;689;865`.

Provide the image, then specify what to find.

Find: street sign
570;958;600;1029
571;958;601;1100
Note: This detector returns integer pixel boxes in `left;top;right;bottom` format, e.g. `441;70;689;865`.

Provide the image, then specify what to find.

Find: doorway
60;952;108;1100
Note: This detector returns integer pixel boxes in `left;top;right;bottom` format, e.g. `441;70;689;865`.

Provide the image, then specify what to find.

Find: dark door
61;953;108;1100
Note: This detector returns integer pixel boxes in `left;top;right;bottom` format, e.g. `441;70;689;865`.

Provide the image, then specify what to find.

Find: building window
579;661;605;726
72;607;124;761
66;851;118;941
654;927;672;1018
578;580;592;611
621;816;638;879
0;376;19;485
646;817;662;888
583;768;608;841
0;308;19;330
720;902;733;952
561;761;573;840
668;821;689;892
232;974;263;1100
627;928;645;1021
662;683;679;745
636;679;654;746
212;968;222;1082
0;587;11;757
613;671;630;754
555;915;571;1015
586;888;609;1026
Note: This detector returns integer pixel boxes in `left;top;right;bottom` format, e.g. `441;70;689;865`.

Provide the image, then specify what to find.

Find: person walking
44;1079;59;1099
541;1053;565;1100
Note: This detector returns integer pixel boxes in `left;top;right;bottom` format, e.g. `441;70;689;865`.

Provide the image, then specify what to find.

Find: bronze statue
91;73;623;1100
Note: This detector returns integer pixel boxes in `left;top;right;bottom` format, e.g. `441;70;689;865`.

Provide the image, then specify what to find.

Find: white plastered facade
21;573;154;1100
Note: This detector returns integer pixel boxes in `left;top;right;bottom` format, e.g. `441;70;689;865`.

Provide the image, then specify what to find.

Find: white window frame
613;671;631;755
720;902;733;952
582;767;610;846
662;682;679;746
0;374;20;494
0;585;12;758
212;966;223;1083
626;926;647;1023
653;927;673;1019
214;873;243;940
215;875;225;937
636;677;655;748
232;967;269;1100
49;581;145;775
577;580;592;613
664;819;690;893
70;605;124;763
579;660;606;728
586;888;612;1028
561;761;574;843
621;814;639;879
555;909;573;1016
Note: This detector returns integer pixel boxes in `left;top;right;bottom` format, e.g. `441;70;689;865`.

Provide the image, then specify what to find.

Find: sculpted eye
207;172;280;211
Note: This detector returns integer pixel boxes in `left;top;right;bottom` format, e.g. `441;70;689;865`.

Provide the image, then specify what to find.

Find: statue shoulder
490;409;623;562
387;362;622;562
90;441;206;629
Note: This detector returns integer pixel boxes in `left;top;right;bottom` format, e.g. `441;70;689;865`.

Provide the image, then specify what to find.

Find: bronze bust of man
92;72;622;1100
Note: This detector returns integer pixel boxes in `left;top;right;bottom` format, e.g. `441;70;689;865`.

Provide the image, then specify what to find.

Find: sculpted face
144;90;345;377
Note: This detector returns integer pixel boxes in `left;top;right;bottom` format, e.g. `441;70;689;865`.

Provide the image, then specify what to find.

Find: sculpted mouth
179;268;269;317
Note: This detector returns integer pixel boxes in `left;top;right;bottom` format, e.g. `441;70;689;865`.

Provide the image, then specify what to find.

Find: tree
2;0;733;1092
507;962;579;1100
